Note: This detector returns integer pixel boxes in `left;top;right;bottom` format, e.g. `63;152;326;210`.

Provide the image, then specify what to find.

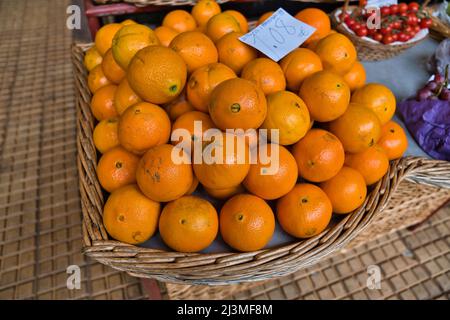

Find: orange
261;91;310;145
120;19;136;26
88;65;112;94
343;61;366;92
154;26;179;47
329;103;381;153
118;102;171;155
170;31;218;73
320;166;367;214
162;10;197;33
299;70;350;122
136;144;194;202
90;84;118;121
96;146;140;193
378;121;408;160
292;129;345;182
171;111;215;150
186;176;199;195
345;145;389;185
219;194;275;252
93;118;119;154
224;10;248;33
209;78;267;130
159;195;218;252
84;46;103;71
351;83;396;125
276;184;332;238
204;184;245;200
191;0;221;26
257;11;273;26
103;184;160;244
314;33;357;75
112;24;160;70
95;23;122;56
114;78;142;115
186;62;236;112
193;132;250;189
101;49;125;84
164;94;196;121
241;58;286;95
206;13;241;43
243;144;298;200
279;48;323;92
295;8;331;45
127;46;187;104
216;32;258;74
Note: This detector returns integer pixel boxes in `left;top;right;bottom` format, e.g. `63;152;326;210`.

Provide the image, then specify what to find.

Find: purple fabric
398;99;450;161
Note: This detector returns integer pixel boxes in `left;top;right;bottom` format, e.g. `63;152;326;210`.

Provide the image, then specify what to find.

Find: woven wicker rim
72;43;450;285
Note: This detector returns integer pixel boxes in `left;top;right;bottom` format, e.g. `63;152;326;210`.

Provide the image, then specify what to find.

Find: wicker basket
330;3;428;61
72;42;450;285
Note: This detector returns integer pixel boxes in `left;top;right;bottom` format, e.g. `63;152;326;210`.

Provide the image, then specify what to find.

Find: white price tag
239;8;316;62
366;0;397;8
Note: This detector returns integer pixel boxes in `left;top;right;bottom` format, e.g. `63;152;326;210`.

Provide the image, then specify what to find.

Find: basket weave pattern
72;43;450;285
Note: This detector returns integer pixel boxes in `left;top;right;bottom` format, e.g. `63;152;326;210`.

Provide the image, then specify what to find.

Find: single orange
220;194;275;252
95;23;122;56
162;10;197;33
295;8;331;45
154;26;179;47
186;62;237;112
103;184;160;244
378;121;408;160
204;184;245;200
257;11;273;26
329;103;381;153
216;32;258;74
206;12;241;43
101;49;125;84
261;91;310;145
343;61;366;92
96;146;140;193
320;166;367;214
224;10;248;33
241;58;286;95
159;195;218;252
170;31;218;73
90;84;118;121
84;46;103;71
118;102;171;155
345;145;389;185
193;132;250;189
88;64;112;94
351;83;396;125
209;78;267;130
280;48;323;92
192;0;222;26
114;78;142;115
111;24;160;70
164;93;196;121
299;70;350;122
314;33;357;75
127;46;187;104
93;118;119;154
243;144;298;200
136;144;194;202
276;183;332;238
292;129;345;182
171;111;215;150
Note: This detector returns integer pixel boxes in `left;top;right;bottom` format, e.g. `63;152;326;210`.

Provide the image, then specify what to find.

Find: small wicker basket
330;1;428;61
72;42;450;285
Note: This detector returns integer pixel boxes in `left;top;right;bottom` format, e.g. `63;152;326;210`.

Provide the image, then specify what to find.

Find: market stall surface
0;0;448;300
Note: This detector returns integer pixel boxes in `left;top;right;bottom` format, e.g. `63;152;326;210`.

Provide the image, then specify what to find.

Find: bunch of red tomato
342;2;432;45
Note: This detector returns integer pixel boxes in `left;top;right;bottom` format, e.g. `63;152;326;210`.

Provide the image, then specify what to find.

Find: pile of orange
84;1;408;253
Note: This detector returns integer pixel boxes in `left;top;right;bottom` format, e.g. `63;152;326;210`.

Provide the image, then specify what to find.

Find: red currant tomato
359;0;368;7
391;33;398;41
398;3;408;14
352;23;362;32
373;33;383;42
340;12;350;21
380;6;391;16
380;26;392;35
408;2;420;13
420;18;432;29
398;32;408;42
345;17;356;28
389;4;399;15
356;27;368;37
382;34;394;45
413;25;421;33
403;25;412;33
407;13;418;26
